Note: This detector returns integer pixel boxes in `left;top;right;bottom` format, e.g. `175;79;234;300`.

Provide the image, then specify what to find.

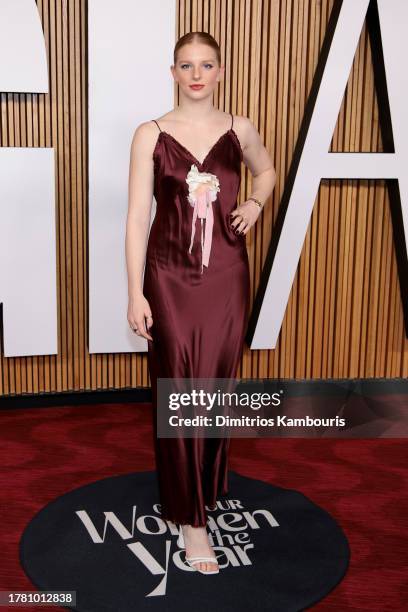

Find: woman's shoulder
149;111;176;130
231;114;255;151
232;114;256;132
130;119;163;160
133;118;163;137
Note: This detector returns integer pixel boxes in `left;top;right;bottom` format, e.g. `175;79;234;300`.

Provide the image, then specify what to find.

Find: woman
125;31;276;575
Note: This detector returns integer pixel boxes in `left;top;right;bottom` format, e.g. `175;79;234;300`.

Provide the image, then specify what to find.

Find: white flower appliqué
185;164;220;274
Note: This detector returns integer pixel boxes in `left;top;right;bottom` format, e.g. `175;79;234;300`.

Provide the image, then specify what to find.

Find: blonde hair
174;31;221;65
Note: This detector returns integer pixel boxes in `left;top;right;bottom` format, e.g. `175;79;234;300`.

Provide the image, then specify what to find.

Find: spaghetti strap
152;119;162;132
230;113;234;129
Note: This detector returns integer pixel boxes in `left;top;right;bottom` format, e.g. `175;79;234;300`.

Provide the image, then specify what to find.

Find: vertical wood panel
0;0;407;397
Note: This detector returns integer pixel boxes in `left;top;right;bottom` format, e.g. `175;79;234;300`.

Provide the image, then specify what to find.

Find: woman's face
171;42;223;98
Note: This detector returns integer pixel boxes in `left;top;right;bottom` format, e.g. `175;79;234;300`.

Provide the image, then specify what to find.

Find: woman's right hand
127;293;154;341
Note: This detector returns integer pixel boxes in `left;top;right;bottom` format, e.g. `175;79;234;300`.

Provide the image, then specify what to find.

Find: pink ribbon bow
186;164;220;273
188;187;214;274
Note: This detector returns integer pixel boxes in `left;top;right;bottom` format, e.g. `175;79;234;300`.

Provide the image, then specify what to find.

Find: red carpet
0;401;406;611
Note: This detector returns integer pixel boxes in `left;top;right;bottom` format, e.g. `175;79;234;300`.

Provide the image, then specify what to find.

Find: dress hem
158;488;229;527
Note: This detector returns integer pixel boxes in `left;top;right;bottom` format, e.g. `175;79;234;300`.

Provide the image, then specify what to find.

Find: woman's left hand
229;200;263;236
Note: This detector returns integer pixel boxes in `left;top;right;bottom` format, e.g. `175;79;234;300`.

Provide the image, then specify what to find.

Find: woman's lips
189;84;204;90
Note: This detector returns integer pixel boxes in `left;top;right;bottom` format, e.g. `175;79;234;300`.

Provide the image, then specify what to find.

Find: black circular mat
20;471;350;611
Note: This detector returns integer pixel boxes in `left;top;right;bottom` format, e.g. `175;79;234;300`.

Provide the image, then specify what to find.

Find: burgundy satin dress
143;112;250;527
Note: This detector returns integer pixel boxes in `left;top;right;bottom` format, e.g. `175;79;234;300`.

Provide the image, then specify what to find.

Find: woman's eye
180;64;213;69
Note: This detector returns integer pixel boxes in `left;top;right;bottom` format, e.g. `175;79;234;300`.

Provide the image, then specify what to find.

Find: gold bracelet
248;196;263;208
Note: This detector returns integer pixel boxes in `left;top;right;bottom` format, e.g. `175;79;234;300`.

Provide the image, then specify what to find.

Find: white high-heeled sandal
185;555;219;574
177;526;220;575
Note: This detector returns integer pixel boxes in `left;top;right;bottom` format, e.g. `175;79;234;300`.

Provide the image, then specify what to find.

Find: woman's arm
125;122;157;340
230;117;276;235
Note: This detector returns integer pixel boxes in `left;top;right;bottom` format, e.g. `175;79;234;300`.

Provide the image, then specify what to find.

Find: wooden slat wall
0;0;407;397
